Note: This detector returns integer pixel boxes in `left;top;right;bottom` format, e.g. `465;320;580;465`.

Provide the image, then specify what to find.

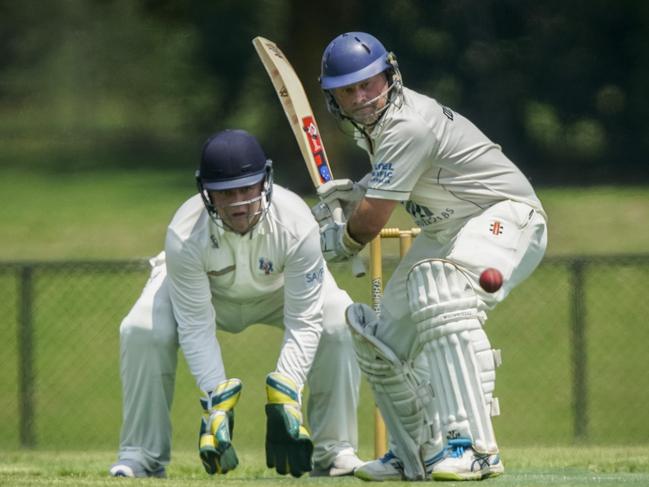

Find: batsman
110;129;364;478
312;32;548;481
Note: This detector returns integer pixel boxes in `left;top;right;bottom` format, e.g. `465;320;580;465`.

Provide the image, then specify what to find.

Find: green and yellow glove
264;372;313;477
198;378;242;475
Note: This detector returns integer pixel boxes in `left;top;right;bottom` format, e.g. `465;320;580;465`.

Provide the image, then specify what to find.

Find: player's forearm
166;235;226;391
347;197;398;244
276;325;320;388
180;331;227;391
280;232;325;386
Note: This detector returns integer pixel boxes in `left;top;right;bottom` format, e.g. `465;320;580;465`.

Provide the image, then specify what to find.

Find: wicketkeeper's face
332;72;390;125
209;182;264;234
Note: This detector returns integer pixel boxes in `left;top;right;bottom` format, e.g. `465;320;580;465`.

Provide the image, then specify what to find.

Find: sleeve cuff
366;187;410;201
343;224;365;252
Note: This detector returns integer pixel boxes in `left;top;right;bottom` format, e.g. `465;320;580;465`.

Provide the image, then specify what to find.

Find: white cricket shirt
358;87;546;237
165;185;325;392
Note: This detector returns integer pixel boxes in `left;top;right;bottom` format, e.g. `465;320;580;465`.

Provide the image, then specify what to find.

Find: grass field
1;169;649;485
2;169;649;259
1;447;648;486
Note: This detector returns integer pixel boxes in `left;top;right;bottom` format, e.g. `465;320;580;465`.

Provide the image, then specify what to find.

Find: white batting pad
407;259;500;454
346;303;440;479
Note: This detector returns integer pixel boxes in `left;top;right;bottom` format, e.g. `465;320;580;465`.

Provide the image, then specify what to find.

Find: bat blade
252;36;333;188
253;36;366;278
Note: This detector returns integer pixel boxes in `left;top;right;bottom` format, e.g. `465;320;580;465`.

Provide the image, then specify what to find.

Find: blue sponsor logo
370;162;394;185
319;165;332;182
306;266;324;285
403;201;455;226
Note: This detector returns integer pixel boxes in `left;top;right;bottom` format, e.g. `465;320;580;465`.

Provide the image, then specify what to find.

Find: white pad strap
407;259;500;454
346;304;437;480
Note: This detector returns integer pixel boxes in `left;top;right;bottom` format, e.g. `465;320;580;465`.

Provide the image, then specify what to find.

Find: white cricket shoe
354;450;405;481
311;448;366;477
109;459;166;478
431;438;504;481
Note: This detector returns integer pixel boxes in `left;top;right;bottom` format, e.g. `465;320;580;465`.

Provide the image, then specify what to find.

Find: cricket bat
253;36;366;277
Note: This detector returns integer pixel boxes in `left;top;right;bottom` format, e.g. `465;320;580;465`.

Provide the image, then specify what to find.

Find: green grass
1;447;648;486
0;169;194;260
2;169;649;260
540;186;649;256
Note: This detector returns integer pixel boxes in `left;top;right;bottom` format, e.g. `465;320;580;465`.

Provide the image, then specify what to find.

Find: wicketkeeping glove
198;378;242;475
264;372;313;477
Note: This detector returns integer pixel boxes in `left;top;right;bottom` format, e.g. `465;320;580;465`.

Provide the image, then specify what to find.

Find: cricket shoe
430;438;504;481
109;459;166;478
311;447;366;477
353;450;405;481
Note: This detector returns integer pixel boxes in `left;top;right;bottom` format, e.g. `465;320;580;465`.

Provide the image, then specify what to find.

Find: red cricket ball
479;268;503;293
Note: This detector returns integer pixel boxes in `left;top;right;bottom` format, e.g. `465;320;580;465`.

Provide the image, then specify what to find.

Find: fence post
18;264;36;448
570;259;588;441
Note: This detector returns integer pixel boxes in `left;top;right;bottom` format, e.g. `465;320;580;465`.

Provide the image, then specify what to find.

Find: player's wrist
342;224;365;254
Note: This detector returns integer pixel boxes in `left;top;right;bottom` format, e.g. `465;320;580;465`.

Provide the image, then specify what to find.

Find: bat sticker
302;116;332;183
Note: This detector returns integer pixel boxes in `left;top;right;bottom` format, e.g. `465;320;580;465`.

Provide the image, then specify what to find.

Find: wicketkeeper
110;129;364;478
312;32;548;481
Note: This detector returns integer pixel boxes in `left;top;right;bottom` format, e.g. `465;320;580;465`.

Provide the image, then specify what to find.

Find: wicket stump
370;227;421;458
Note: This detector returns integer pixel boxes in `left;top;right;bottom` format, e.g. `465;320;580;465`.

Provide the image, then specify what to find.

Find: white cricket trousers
379;200;548;359
115;261;360;471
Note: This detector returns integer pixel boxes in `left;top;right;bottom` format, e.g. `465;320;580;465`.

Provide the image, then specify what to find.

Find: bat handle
351;255;366;278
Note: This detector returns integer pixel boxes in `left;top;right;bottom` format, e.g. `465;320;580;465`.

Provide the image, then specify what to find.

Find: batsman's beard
344;83;395;126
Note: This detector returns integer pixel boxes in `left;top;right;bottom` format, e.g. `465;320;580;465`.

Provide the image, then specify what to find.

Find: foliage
1;1;648;188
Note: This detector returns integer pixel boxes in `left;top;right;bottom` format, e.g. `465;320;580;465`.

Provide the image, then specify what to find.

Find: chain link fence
1;255;648;453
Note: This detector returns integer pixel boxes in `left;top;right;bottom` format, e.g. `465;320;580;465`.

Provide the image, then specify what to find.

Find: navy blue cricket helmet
196;129;273;225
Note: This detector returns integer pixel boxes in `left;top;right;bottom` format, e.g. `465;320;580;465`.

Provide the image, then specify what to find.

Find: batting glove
198;378;242;475
320;221;365;262
316;178;366;218
264;372;313;477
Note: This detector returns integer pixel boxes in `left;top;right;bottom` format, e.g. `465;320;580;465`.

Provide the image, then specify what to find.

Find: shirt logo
404;201;454;227
370;162;394;185
489;220;504;235
306;266;324;286
302;116;332;184
258;257;274;275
